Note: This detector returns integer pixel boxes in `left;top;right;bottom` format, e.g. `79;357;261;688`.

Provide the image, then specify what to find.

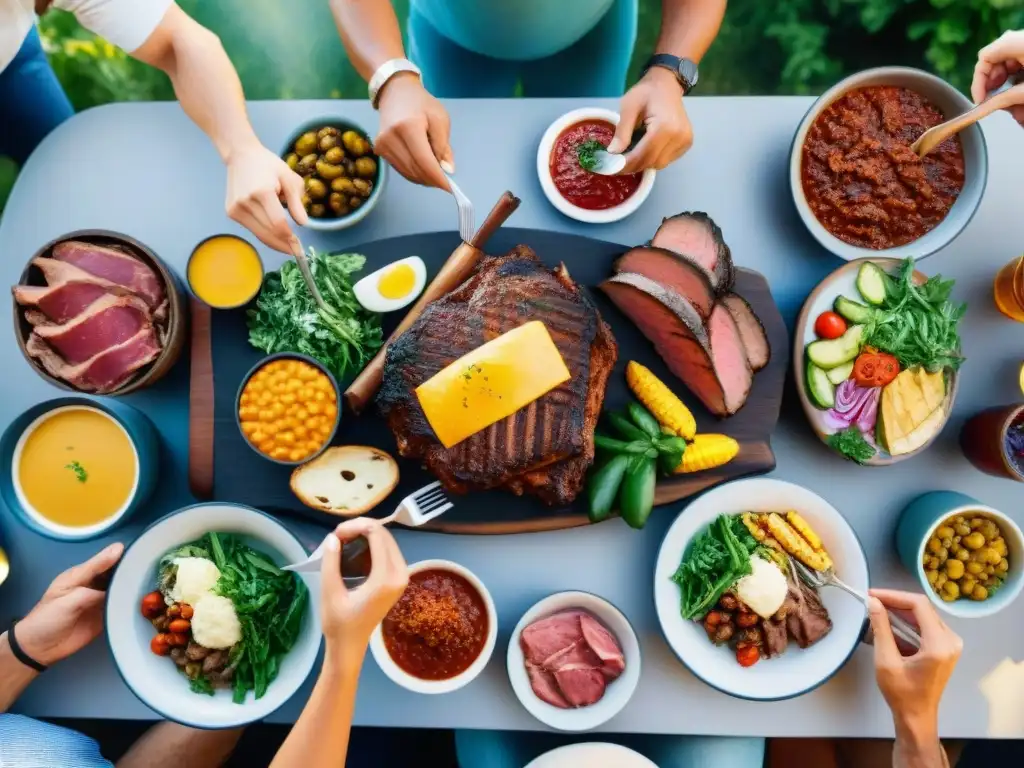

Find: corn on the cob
786;510;824;552
765;513;832;571
674;434;738;473
626;361;696;440
742;512;766;542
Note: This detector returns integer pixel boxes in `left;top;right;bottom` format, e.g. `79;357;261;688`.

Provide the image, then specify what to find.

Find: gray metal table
1;98;1022;739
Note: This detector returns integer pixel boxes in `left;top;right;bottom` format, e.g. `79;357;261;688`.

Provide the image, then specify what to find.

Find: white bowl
105;502;322;729
507;591;641;731
525;743;657;768
654;478;869;701
369;559;497;694
789;67;987;261
537;107;655;224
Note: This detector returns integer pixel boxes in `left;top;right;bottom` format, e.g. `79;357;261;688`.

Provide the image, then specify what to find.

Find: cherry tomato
736;645;761;668
150;633;172;656
140;591;165;620
853;351;900;387
178;604;194;620
168;632;189;647
814;311;847;340
168;619;192;634
166;604;181;618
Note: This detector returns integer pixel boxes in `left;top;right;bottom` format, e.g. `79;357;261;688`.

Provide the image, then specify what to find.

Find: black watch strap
643;54;699;95
7;620;48;672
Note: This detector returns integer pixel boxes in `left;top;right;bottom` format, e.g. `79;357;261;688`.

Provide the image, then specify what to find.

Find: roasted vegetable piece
765;512;832;571
294;131;317;156
305;177;328;199
331;177;356;195
354;156;378;178
328;192;350;216
296;154;318;176
618;457;657;530
675;434;739;473
342;130;371;156
316;160;345;180
785;510;823;552
285;152;299;171
351;178;372;197
626;360;697;439
310;203;327;218
324;147;345;165
587;454;630;523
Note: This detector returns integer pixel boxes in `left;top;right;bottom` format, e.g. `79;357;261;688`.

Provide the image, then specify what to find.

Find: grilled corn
674;434;739;473
766;513;832;571
786;510;823;552
626;361;696;440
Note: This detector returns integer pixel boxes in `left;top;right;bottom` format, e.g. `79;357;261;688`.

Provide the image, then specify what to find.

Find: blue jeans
455;730;766;768
0;27;74;165
407;0;638;98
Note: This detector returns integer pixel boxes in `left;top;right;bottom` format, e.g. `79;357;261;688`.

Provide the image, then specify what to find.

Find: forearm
893;715;948;768
270;647;361;768
0;633;39;712
656;0;727;63
329;0;406;81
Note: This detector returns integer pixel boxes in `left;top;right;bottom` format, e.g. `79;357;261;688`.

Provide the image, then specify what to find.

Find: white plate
507;591;641;732
654;478;868;701
106;503;322;729
525;743;657;768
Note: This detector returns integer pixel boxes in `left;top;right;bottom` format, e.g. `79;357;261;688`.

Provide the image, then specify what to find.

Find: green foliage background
2;0;1023;210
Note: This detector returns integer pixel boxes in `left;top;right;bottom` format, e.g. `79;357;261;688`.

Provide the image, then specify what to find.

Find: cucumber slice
826;361;855;385
806;325;863;369
834;296;876;324
806;361;836;409
856;262;888;306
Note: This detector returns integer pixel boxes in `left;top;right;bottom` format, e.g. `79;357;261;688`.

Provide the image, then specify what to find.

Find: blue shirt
0;714;112;767
411;0;615;60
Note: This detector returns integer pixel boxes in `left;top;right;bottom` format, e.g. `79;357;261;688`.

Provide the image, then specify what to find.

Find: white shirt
1;0;172;73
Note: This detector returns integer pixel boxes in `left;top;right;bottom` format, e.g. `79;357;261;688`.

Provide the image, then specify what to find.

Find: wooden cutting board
188;228;789;534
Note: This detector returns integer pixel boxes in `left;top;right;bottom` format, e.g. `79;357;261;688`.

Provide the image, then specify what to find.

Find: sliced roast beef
553;666;607;708
579;613;625;680
520;610;587;666
26;327;161;393
651;211;734;291
721;293;770;372
13;281;110;325
525;662;570;709
707;304;754;415
600;273;731;417
613;246;716;319
761;617;789;657
32;294;151;365
52;240;164;308
786;579;832;649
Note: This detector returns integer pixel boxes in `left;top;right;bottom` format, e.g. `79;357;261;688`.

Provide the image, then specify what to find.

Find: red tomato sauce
549;120;642;210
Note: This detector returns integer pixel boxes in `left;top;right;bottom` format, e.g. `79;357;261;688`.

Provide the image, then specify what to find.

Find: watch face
678;59;699;90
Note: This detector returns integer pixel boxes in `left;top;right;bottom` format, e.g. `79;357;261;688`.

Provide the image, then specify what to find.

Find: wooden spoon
912;81;1024;158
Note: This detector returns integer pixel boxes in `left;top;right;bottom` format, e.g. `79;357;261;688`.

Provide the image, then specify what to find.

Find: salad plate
794;258;963;465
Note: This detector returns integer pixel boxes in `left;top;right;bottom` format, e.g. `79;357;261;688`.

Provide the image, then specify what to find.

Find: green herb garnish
862;258;966;372
247;249;383;382
671;514;758;620
826;427;876;464
189;675;215;696
64;461;87;483
577;139;605;172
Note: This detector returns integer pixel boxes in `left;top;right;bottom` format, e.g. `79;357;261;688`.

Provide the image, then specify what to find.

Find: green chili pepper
618;456;657;529
654;435;688;455
587;454;630;522
627;401;661;439
594;434;652;455
605;411;650;442
658;447;684;475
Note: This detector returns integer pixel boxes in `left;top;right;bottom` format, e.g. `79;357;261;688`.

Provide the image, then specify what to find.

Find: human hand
868;589;962;735
609;68;694;174
15;543;124;666
375;74;452;190
972;30;1024;125
319;518;408;665
225;140;308;253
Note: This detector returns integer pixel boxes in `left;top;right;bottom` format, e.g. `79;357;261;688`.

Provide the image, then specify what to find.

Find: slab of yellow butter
415;321;571;448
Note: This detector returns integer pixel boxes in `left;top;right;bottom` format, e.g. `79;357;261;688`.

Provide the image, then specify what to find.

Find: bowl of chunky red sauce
791;67;987;261
370;560;497;694
538;107;655;224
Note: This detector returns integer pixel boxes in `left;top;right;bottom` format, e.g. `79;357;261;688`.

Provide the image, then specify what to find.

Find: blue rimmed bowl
0;396;158;541
896;491;1024;619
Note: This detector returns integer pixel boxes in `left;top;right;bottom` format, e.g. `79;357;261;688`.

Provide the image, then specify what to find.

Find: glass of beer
993;255;1024;321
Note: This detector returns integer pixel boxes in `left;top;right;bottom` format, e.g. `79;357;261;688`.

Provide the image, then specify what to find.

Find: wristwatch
643;54;699;95
369;58;422;109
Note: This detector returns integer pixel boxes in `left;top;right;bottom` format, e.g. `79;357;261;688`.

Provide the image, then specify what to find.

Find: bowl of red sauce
538;107;655;224
790;67;987;261
370;559;497;694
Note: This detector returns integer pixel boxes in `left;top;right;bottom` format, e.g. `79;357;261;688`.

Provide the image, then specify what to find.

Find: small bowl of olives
281;118;385;231
897;491;1023;618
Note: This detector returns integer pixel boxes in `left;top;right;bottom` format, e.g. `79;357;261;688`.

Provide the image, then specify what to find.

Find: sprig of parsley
64;461;87;483
826;427;876;464
576;139;605;172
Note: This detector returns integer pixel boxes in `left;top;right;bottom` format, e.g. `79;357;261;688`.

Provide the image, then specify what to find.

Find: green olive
305;177;328;200
964;532;986;550
971;585;989;601
354;156;378;179
945;559;965;579
328;192;349;216
324;147;345;165
351;178;372;197
294;131;318;156
317;126;340;139
315;159;345;180
285;152;299;170
309;203;327;218
966;561;985;576
318;134;339;152
331;177;356;194
925;569;939;585
342;130;371;156
296;154;318;177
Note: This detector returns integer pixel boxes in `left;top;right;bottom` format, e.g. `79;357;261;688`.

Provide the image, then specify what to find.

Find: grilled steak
378;246;616;503
651;211;734;291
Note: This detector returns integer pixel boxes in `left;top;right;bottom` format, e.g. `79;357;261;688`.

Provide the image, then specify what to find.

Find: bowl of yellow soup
0;397;158;540
187;234;264;309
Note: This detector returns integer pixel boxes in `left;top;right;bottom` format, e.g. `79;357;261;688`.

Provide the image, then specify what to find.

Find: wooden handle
343;191;521;414
188;298;215;500
915;82;1024;157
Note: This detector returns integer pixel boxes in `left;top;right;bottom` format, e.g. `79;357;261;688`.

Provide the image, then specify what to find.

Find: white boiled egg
353;256;427;313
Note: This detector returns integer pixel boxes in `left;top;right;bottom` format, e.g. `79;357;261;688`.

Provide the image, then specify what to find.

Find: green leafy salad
247;249;383;382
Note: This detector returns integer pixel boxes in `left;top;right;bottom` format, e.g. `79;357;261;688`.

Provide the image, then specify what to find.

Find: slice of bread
290;446;399;517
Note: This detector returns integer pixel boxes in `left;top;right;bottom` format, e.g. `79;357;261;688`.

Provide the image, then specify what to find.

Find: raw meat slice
553;666;607;708
613;246;716;319
721;292;770;372
13;281;109;325
520;610;586;666
26;327;161;393
651;211;734;290
52;241;164;308
540;639;602;671
708;304;754;415
579;613;625;680
525;662;570;708
32;293;151;365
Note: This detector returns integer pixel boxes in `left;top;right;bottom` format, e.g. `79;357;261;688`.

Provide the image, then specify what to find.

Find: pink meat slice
651;211;734;290
553;666;607;708
32;293;151;365
520;610;586;666
540;639;602;671
52;241;164;308
14;281;111;325
26;327;161;393
525;662;570;709
721;293;770;372
613;246;716;320
579;614;625;680
708;304;754;415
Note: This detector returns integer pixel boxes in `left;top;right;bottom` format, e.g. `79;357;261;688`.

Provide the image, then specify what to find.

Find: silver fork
791;559;922;651
281;482;453;574
442;167;474;243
